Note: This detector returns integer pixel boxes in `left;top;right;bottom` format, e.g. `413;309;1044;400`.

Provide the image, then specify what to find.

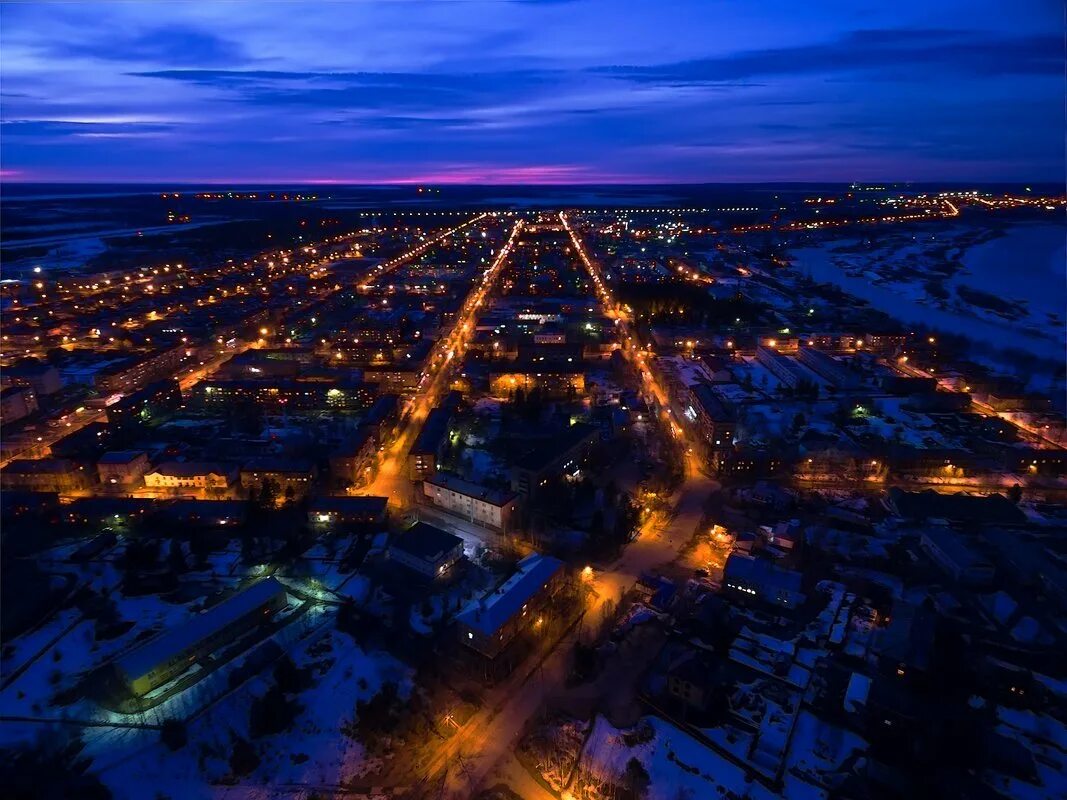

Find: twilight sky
0;0;1062;183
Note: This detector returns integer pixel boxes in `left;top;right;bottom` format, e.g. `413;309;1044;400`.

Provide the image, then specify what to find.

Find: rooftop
309;495;388;515
888;488;1025;525
410;406;452;456
689;382;735;422
390;521;463;562
456;552;564;636
513;422;599;472
148;461;233;477
724;553;803;594
425;471;517;506
116;577;288;682
241;456;316;474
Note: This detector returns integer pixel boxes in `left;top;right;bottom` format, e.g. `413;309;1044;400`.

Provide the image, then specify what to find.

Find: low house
635;573;677;609
115;577;289;696
386;522;464;579
666;651;715;712
456;553;565;658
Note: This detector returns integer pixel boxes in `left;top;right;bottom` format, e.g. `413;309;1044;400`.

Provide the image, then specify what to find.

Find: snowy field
575;713;864;800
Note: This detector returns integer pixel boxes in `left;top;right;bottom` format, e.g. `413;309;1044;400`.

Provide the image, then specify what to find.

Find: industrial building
115;577;289;696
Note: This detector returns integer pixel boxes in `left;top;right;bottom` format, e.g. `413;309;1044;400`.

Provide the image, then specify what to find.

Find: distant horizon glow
1;1;1062;184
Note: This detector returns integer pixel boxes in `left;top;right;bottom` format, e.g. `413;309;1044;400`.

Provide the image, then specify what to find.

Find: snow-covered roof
456;553;564;636
844;672;872;713
116;577;287;682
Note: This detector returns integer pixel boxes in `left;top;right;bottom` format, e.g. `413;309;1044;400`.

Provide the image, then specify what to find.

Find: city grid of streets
2;190;1066;800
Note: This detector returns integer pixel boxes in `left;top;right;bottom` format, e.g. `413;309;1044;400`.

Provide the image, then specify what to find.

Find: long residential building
510;422;600;497
197;378;376;411
456;553;565;658
421;472;519;532
106;379;183;435
488;359;586;399
94;346;189;395
723;553;805;609
685;382;736;468
240;457;317;498
144;461;237;491
1;458;89;492
115;577;289;696
756;346;825;389
408;391;462;481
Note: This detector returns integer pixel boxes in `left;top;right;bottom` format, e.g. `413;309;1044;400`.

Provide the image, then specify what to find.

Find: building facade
456;553;565;658
144;462;236;492
422;472;518;532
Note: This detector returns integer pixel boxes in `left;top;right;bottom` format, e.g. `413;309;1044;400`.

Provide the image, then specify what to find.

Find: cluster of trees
343;681;434;758
246;478;296;507
779;377;820;401
228;734;260;777
0;730;111;800
577;753;651;800
509;387;550;422
248;655;308;738
588;492;640;555
615;280;763;327
225;397;264;436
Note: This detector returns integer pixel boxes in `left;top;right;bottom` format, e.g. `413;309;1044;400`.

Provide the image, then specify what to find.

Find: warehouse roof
116;577;287;683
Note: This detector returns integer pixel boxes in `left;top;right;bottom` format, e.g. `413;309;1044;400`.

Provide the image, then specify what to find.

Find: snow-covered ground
92;620;408;798
788;222;1066;362
989;706;1067;800
578;711;865;800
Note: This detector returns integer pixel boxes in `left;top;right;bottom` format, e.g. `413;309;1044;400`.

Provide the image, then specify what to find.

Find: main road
364;217;524;508
414;213;718;798
0;214;492;471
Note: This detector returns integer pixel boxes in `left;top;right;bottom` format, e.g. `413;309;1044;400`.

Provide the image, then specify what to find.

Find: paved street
417;464;715;798
407;215;719;798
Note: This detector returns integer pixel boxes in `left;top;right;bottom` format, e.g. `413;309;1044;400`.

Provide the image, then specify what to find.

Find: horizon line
1;178;1060;188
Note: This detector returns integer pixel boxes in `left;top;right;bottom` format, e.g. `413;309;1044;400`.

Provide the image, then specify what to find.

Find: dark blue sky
1;1;1062;183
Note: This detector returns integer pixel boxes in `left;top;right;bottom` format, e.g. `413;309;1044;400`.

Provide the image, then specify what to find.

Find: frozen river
791;221;1066;362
